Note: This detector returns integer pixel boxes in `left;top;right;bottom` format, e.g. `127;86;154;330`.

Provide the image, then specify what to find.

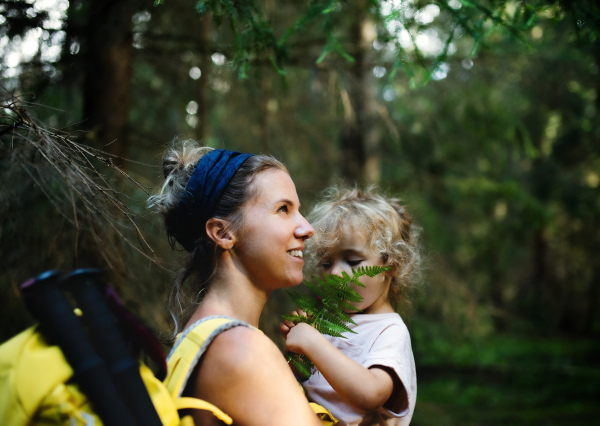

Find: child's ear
382;257;395;279
381;254;394;273
385;266;395;280
205;218;235;250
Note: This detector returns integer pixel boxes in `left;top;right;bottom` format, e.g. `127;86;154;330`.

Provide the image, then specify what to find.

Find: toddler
280;186;421;425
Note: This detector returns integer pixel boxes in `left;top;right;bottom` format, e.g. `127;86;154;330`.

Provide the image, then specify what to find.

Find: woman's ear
206;218;235;250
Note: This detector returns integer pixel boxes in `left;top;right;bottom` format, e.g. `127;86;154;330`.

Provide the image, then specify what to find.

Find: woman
149;142;324;425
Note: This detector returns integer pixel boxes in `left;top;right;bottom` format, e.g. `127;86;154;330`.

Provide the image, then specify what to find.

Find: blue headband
174;149;254;252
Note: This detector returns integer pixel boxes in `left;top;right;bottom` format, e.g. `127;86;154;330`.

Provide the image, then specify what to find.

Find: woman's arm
285;323;396;412
189;326;322;426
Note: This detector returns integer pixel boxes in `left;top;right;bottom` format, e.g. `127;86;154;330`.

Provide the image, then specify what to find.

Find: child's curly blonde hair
306;185;422;311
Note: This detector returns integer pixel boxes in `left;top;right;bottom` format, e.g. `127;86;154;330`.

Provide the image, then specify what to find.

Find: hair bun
162;158;183;179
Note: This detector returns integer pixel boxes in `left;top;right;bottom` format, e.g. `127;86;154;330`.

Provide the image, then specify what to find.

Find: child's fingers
289;309;307;318
279;322;291;338
281;309;308;336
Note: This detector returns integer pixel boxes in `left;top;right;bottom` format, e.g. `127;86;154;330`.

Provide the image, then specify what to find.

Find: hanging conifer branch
0;91;162;270
283;265;391;379
154;0;546;85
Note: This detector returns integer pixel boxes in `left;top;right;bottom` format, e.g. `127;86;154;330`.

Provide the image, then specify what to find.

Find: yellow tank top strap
163;316;254;425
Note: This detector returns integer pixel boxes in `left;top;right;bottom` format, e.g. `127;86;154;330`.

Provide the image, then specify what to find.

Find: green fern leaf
287;353;313;379
283;266;391;379
314;318;353;337
286;291;319;311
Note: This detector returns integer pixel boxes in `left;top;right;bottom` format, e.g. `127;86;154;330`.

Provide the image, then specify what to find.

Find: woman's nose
296;214;314;240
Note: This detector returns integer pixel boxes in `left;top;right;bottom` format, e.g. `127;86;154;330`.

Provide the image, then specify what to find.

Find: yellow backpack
0;269;229;426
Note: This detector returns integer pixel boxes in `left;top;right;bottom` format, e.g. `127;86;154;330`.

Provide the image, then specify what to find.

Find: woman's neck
185;268;270;329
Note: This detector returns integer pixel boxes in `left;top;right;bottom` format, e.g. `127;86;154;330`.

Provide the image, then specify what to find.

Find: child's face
319;228;394;314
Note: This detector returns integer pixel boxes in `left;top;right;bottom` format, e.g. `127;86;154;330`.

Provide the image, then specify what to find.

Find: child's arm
285;322;397;412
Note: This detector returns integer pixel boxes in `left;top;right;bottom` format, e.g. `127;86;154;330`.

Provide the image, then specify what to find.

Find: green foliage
155;0;345;79
412;317;600;424
150;0;549;83
283;265;391;379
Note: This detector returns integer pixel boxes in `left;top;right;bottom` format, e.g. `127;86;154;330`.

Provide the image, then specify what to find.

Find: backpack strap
310;402;338;425
164;316;254;425
299;379;338;425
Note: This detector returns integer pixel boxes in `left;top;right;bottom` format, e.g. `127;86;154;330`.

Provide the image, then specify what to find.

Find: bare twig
0;90;165;271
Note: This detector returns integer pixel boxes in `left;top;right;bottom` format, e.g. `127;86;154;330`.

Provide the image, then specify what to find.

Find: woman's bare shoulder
195;326;321;425
207;326;285;371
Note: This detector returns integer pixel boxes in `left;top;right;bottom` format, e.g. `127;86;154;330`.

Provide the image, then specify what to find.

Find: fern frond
283;266;391;379
287;353;313;379
322;301;356;324
281;314;312;324
313;317;353;337
356;265;389;277
286;291;319;312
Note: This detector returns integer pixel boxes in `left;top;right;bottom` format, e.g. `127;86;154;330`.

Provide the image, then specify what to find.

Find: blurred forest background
1;0;599;424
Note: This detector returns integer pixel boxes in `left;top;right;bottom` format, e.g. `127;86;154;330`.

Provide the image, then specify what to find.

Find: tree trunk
581;266;600;335
260;72;271;154
338;0;379;184
259;0;275;154
83;0;135;166
581;39;600;335
490;273;507;332
532;229;548;298
195;12;211;144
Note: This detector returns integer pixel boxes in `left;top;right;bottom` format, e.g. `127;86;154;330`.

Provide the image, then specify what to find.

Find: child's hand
279;308;307;340
285;322;321;356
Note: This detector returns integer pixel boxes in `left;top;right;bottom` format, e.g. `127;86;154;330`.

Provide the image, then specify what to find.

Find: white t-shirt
302;313;416;426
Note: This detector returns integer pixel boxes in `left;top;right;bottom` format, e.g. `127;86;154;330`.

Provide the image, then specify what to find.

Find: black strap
21;270;136;426
21;269;165;426
62;269;163;426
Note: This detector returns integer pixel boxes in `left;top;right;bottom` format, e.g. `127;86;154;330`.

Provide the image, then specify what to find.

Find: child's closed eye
320;261;333;270
347;259;363;267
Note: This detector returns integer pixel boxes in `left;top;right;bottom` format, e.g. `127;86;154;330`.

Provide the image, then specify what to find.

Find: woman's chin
278;274;304;288
289;277;304;287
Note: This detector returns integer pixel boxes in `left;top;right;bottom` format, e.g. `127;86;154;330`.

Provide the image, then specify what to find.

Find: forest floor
411;332;600;425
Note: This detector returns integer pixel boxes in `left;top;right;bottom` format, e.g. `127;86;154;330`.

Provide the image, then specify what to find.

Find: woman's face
231;169;314;291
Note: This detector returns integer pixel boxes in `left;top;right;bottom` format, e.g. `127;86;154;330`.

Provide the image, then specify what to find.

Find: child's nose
330;263;345;277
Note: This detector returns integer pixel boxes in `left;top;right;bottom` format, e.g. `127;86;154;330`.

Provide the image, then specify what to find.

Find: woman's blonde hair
306;185;422;311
